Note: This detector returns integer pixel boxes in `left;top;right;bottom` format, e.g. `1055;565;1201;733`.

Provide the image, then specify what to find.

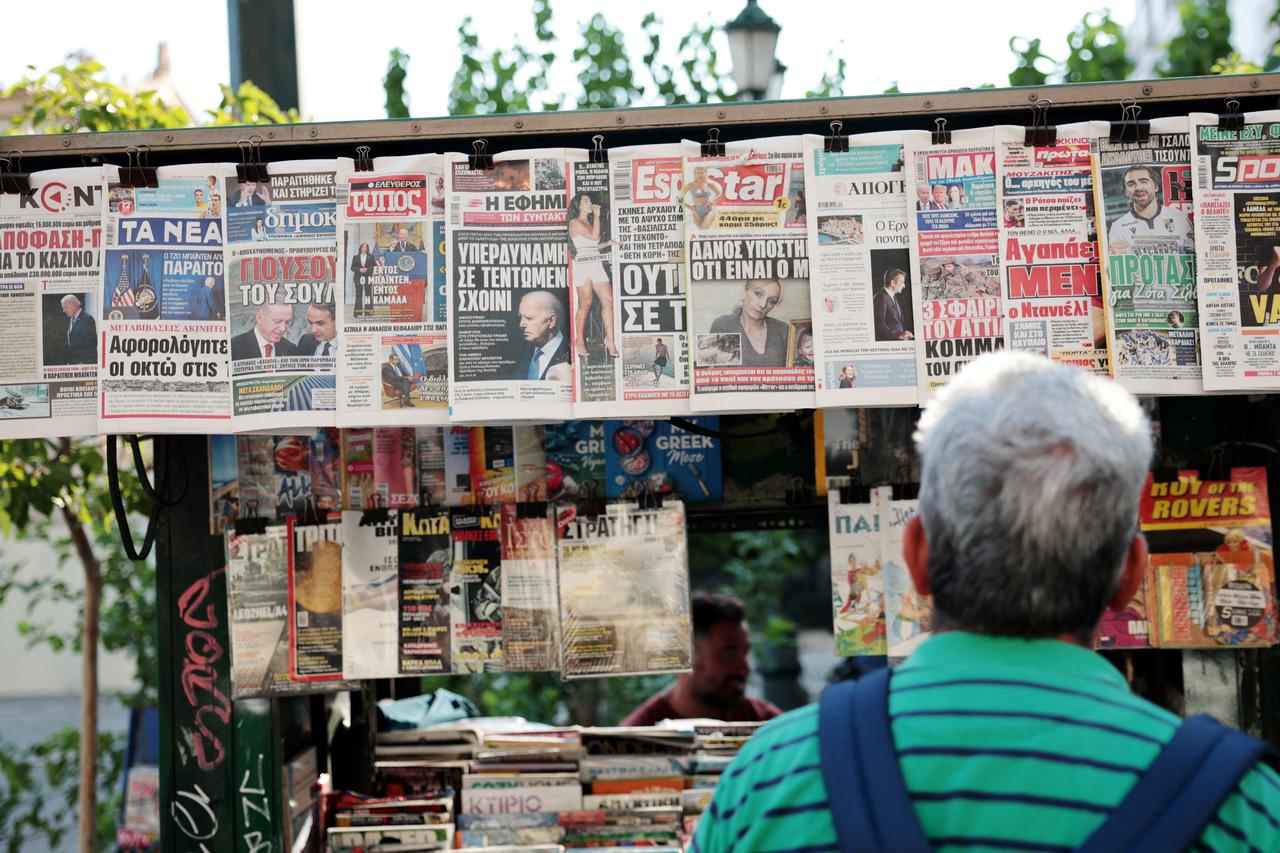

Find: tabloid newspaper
905;128;1004;398
99;164;233;433
226;160;338;430
0;168;103;438
804;131;925;407
449;506;504;672
683;136;816;411
398;506;453;674
341;509;400;679
287;513;345;681
557;501;692;678
1140;467;1276;648
336;154;449;426
996;122;1110;376
827;488;886;656
499;502;560;671
1095;117;1202;394
446;149;583;422
1190;109;1280;390
879;487;930;659
567;156;621;413
594;143;690;416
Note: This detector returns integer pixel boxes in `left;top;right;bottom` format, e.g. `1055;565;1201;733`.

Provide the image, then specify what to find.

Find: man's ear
904;514;931;598
1108;532;1148;611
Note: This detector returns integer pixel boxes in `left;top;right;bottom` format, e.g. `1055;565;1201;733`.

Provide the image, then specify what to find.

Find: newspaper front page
557;501;692;678
1095;118;1201;394
0;168;103;438
1190;110;1280;390
225;160;338;430
337;155;449;425
804;131;924;407
446;149;581;421
827;489;885;656
997;122;1109;376
684;136;815;411
341;509;400;679
99;164;234;433
906;129;1004;398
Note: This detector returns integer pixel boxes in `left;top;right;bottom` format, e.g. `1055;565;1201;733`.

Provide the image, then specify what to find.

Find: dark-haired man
873;268;912;341
1108;164;1193;255
621;591;780;725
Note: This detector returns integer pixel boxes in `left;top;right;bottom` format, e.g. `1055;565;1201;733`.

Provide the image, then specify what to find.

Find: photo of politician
42;292;98;367
869;247;915;342
230;302;299;360
511;290;570;382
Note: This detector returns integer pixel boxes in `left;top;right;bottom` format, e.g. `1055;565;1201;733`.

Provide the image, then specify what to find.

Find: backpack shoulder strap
818;668;932;853
1079;714;1280;853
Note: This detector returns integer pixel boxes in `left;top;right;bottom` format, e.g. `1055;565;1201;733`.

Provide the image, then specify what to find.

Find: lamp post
725;0;782;101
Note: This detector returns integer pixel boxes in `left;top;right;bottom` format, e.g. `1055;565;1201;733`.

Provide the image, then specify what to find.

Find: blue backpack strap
1079;714;1280;853
818;668;932;853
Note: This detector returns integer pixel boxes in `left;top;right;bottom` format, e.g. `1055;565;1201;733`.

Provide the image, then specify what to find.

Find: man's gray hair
60;294;81;306
914;352;1153;641
521;290;563;327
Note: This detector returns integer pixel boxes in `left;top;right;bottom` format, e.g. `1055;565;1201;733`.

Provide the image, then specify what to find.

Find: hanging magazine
803;131;925;407
879;486;930;658
684;136;816;411
0;167;104;438
336;154;449;425
828;488;885;656
287;514;345;681
449;506;504;672
341;509;400;679
499;502;560;671
227;527;295;697
558;501;692;678
398;506;453;674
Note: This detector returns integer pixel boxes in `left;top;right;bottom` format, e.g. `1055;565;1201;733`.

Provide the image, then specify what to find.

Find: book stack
671;720;765;841
457;772;584;846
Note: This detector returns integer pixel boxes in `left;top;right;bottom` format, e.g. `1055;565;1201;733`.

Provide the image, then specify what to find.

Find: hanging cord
106;435;187;561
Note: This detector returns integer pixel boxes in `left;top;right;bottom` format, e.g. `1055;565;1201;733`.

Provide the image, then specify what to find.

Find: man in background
387;226;419;253
61;294;97;364
305;303;338;356
623;591;781;725
194;276;224;321
382;352;414;407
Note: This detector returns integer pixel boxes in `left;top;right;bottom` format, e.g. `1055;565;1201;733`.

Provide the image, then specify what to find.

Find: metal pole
227;0;300;112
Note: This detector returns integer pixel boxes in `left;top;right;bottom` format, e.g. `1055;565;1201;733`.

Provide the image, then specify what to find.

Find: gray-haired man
693;352;1279;853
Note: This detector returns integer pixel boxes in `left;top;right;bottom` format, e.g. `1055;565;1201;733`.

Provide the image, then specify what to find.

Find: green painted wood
233;697;281;853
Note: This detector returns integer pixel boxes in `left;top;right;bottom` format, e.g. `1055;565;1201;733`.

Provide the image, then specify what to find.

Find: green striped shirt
692;632;1280;853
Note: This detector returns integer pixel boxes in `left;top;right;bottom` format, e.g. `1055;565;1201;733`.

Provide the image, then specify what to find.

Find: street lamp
725;0;781;101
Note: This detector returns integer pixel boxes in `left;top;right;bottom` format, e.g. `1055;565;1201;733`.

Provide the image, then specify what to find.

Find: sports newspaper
0;167;103;438
684;136;816;411
1095;117;1201;394
226;159;338;430
906;128;1005;397
99;164;233;433
446;149;583;421
336;154;449;426
1190;109;1280;391
996;122;1110;376
804;131;924;407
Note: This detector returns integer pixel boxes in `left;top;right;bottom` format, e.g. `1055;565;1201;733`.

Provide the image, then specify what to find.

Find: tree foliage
1157;0;1234;79
3;58;189;133
1009;10;1131;86
384;48;411;119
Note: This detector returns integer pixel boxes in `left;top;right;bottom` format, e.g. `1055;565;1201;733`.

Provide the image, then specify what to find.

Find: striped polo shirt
692;632;1280;853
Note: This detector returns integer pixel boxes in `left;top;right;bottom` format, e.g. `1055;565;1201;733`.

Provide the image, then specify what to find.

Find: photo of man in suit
381;353;415;407
387;226;419;253
60;294;97;365
873;268;914;341
230;302;297;360
194;276;225;321
512;290;569;381
305;303;338;356
230;180;268;207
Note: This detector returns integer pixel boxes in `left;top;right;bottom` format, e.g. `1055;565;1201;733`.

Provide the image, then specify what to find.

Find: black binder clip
701;127;725;158
294;495;329;527
784;476;812;507
931;117;952;146
419;487;439;510
0;152;31;195
1218;98;1244;133
119;145;158;189
354;145;374;173
891;482;920;501
589;134;608;164
1152;466;1181;484
517;482;549;520
824;120;849;154
637;485;665;511
236;135;270;183
577;479;604;520
838;483;872;505
1024;99;1056;147
233;499;269;536
359;492;391;526
1108;98;1150;145
469;138;494;171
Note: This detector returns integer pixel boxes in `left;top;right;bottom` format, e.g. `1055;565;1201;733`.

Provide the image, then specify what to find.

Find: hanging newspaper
226;160;338;430
287;514;345;681
1190;109;1280;390
336;155;449;425
449;506;503;672
99;164;233;433
828;488;885;656
558;501;692;678
341;510;400;679
879;487;930;659
684;136;815;411
804;131;924;407
996;122;1109;376
0;168;103;438
906;129;1004;397
594;143;690;416
1095;118;1201;394
399;506;453;674
446;149;581;421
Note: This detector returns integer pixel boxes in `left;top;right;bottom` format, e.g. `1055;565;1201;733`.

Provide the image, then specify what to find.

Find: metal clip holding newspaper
1108;98;1152;145
236;135;270;184
1024;98;1057;147
118;145;158;189
234;498;269;536
0;151;30;195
